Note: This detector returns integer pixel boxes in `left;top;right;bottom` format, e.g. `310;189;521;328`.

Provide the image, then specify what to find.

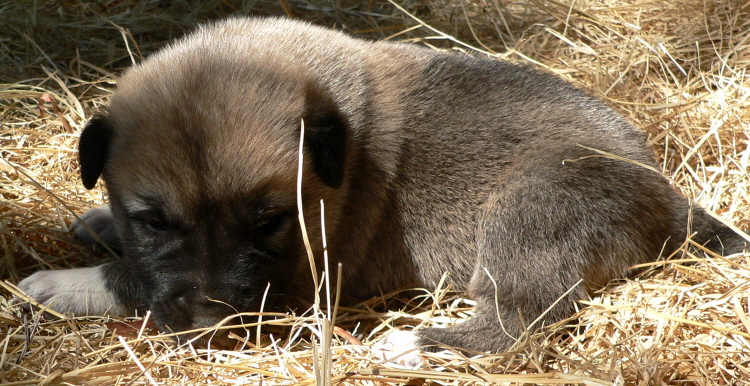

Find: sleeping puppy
18;17;744;363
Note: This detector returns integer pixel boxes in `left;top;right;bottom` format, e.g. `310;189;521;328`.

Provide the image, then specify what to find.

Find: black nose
168;284;201;306
164;283;239;329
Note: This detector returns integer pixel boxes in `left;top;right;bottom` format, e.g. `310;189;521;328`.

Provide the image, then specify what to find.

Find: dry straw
1;0;749;384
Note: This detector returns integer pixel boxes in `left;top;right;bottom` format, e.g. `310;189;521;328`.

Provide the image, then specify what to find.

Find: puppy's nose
167;285;236;327
168;286;221;318
175;294;188;306
191;299;239;327
169;285;202;306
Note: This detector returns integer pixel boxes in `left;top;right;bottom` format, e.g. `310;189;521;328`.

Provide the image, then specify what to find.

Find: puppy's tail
672;196;747;255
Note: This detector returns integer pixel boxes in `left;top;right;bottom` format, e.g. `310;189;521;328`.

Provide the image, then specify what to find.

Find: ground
1;1;749;384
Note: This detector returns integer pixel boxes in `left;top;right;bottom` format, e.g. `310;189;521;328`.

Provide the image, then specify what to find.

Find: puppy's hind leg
417;158;668;353
416;247;587;353
414;191;589;352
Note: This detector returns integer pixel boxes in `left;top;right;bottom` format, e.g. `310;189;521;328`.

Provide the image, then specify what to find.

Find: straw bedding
1;0;749;384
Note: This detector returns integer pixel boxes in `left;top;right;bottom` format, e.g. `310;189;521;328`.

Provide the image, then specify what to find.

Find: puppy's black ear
303;84;348;188
79;117;113;190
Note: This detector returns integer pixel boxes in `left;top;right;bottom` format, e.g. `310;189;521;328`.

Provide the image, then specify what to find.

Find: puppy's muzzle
152;285;242;332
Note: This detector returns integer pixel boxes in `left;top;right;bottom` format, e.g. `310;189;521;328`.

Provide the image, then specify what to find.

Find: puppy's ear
79;117;113;190
303;84;348;188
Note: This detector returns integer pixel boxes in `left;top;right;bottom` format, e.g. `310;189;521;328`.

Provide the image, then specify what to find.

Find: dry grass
2;0;750;384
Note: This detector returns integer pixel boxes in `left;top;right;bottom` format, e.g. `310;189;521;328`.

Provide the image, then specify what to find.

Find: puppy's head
79;50;350;335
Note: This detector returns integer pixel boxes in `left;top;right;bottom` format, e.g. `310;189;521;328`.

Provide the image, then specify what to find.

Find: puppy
18;17;744;359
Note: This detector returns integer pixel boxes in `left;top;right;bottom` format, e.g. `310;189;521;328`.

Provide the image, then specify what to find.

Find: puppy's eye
132;212;169;233
256;213;286;235
146;219;166;232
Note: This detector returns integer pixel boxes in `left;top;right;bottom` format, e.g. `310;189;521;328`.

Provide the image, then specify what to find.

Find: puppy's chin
155;312;255;350
152;309;234;333
147;292;289;330
174;326;251;350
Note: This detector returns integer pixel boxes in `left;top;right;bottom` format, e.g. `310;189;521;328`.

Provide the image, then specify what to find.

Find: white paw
16;265;127;316
372;330;424;368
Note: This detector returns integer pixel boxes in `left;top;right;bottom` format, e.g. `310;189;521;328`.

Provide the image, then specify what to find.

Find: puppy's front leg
17;259;140;316
70;204;121;253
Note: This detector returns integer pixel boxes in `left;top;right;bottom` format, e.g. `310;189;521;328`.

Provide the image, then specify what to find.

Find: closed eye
146;218;166;232
130;211;171;234
255;212;288;236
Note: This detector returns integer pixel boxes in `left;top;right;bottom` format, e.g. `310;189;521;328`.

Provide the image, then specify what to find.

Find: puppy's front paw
16;266;127;316
71;204;121;253
372;330;424;368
